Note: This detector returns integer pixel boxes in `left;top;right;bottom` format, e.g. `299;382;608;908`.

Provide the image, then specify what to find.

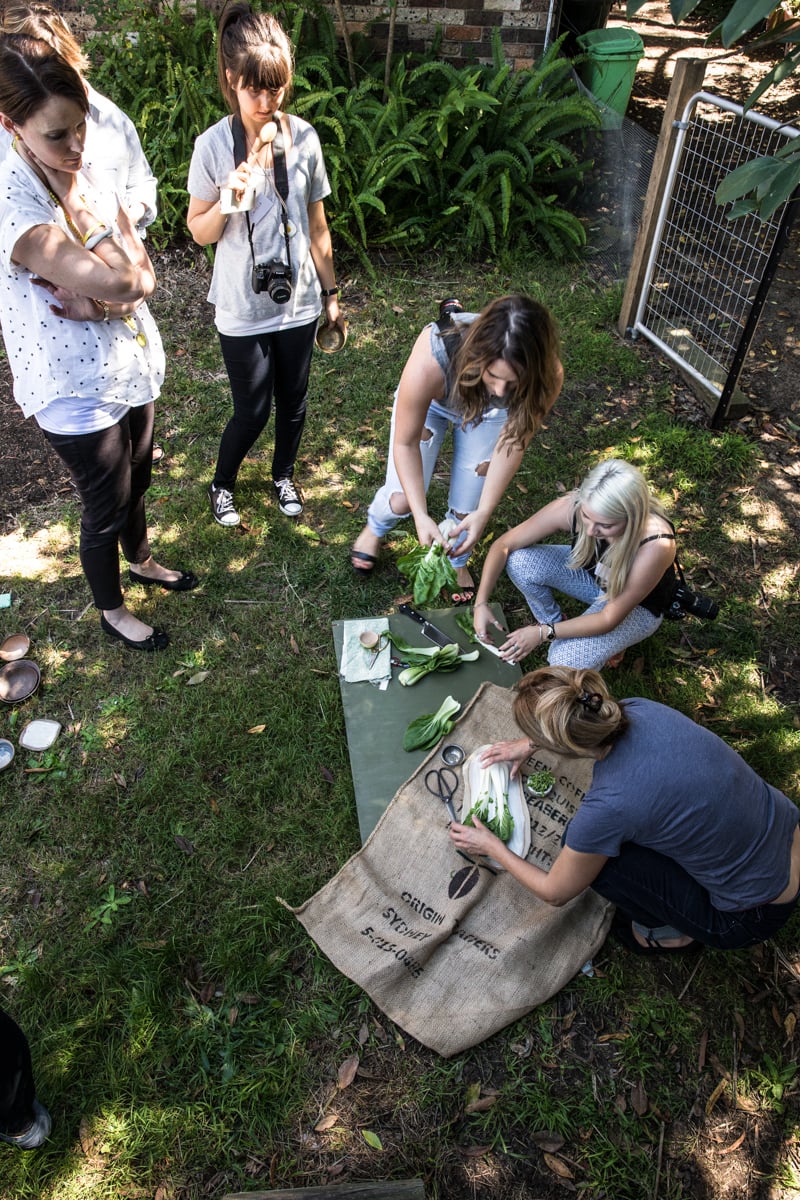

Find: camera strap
231;114;293;277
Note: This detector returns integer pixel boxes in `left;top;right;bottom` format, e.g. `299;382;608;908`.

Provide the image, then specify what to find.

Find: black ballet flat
101;615;170;652
128;568;199;592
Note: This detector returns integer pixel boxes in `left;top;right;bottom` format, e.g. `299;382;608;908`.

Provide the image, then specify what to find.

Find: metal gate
630;91;799;426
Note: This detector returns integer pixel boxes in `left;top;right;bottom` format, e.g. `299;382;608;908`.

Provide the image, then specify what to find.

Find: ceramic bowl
0;738;14;771
19;719;61;752
0;658;41;704
315;318;348;354
0;632;30;661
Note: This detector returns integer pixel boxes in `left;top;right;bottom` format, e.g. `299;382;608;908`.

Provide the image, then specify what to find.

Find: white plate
18;719;61;751
459;744;531;868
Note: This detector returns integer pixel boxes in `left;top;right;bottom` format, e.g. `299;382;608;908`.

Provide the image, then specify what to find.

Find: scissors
425;766;459;824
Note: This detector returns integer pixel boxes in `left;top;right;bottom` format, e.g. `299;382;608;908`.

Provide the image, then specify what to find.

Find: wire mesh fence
632;93;799;408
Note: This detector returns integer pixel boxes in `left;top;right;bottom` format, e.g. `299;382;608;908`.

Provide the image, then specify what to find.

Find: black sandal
350;548;378;577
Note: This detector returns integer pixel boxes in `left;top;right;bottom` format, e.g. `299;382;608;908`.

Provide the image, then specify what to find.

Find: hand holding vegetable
449;814;505;860
397;538;457;606
478;738;531;779
472;602;507;644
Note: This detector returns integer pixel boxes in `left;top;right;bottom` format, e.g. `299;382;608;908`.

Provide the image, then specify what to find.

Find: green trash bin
576;27;644;127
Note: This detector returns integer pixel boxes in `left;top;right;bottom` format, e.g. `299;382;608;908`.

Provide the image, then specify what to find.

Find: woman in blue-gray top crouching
350;295;564;604
450;665;800;954
187;2;343;530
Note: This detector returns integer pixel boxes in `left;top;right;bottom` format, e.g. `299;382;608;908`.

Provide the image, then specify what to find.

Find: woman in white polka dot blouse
0;34;197;652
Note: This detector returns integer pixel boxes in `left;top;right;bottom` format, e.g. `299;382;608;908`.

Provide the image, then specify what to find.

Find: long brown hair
217;1;293;114
0;33;87;126
0;3;89;74
513;665;628;757
448;295;561;450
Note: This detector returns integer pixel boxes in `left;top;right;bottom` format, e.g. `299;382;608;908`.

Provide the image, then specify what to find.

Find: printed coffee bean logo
448;864;481;899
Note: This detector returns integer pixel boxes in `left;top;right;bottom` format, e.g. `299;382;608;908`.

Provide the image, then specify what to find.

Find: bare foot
102;604;155;642
605;650;626;669
450;566;475;605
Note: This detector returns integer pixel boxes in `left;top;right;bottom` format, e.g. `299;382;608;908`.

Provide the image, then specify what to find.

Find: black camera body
252;259;293;304
665;584;719;622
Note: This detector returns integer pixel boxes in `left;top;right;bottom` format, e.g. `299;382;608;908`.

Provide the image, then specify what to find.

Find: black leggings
44;404;154;610
0;1008;36;1136
214;320;317;490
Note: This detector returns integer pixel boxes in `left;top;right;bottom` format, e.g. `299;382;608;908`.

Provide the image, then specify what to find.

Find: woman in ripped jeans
350;294;563;604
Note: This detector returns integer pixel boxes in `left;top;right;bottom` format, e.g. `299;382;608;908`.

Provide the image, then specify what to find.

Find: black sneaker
208;483;240;527
0;1099;51;1150
274;477;303;517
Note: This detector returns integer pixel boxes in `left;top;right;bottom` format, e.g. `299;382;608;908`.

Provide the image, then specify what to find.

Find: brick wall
326;0;560;70
56;1;560;72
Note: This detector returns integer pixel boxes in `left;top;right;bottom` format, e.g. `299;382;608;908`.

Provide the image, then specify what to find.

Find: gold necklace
121;312;147;348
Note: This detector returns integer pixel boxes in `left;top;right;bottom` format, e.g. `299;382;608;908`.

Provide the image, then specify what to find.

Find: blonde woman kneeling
473;459;677;670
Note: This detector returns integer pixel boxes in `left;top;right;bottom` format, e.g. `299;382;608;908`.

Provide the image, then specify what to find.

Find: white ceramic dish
0;738;14;770
18;719;61;751
459;744;531;868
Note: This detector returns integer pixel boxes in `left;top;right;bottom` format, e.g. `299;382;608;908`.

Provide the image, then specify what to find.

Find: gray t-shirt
566;698;798;911
187;113;330;334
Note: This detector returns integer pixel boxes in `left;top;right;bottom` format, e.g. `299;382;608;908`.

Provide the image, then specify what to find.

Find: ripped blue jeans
366;394;508;568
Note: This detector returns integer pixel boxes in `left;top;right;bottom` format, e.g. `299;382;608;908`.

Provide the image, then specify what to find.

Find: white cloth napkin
340;618;392;689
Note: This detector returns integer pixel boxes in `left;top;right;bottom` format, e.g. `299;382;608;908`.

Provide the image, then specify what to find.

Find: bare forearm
188;200;229;247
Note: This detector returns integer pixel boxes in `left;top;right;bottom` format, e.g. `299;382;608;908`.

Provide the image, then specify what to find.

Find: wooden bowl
0;632;30;661
0;659;41;704
315;319;348;354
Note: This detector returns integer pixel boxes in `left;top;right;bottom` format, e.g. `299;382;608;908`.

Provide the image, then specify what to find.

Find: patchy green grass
1;247;798;1199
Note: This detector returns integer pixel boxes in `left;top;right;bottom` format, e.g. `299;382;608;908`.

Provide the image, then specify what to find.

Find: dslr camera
252;259;292;304
665;584;719;622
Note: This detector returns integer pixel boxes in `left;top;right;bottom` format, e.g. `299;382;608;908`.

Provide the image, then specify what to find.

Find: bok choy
397;540;457;606
403;696;461;752
463;761;515;842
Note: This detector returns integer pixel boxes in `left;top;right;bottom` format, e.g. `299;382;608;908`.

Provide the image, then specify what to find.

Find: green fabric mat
333;605;520;842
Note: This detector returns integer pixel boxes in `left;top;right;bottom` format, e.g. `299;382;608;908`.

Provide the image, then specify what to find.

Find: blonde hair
447;295;561;451
569;459;669;599
217;2;293;114
513;666;628;758
0;3;88;74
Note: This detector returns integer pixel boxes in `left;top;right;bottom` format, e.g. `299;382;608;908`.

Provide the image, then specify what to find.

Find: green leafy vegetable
397;540;458;605
455;610;482;645
397;642;479;686
463;761;515;842
403;696;461;752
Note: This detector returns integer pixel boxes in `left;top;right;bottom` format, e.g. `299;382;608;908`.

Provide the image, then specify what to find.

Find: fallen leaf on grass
785;1012;796;1040
705;1078;728;1115
532;1132;564;1153
698;1029;708;1070
350;463;365;474
543;1152;574;1179
719;1131;746;1155
314;1113;339;1132
630;1081;648;1115
228;1005;238;1026
320;766;334;783
113;772;127;789
248;724;266;734
290;635;300;655
187;671;209;685
458;1145;492;1157
362;1129;383;1150
174;835;195;855
516;482;528;494
337;1054;359;1089
465;1096;496;1114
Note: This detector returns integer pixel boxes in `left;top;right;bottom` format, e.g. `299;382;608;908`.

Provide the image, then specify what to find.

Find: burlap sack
287;681;613;1057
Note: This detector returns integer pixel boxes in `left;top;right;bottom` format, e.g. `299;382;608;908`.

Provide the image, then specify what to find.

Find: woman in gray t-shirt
450;665;800;954
187;3;343;529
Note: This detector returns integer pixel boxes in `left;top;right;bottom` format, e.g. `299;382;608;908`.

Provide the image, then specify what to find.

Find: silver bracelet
85;226;114;252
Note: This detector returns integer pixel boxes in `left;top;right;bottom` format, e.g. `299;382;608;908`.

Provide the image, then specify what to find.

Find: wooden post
617;56;707;337
222;1182;426;1199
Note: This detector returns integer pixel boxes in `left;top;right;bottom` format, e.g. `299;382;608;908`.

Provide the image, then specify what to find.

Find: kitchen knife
398;603;461;651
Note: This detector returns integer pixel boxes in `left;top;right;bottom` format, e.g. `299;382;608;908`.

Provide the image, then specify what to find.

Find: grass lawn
1;247;799;1200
